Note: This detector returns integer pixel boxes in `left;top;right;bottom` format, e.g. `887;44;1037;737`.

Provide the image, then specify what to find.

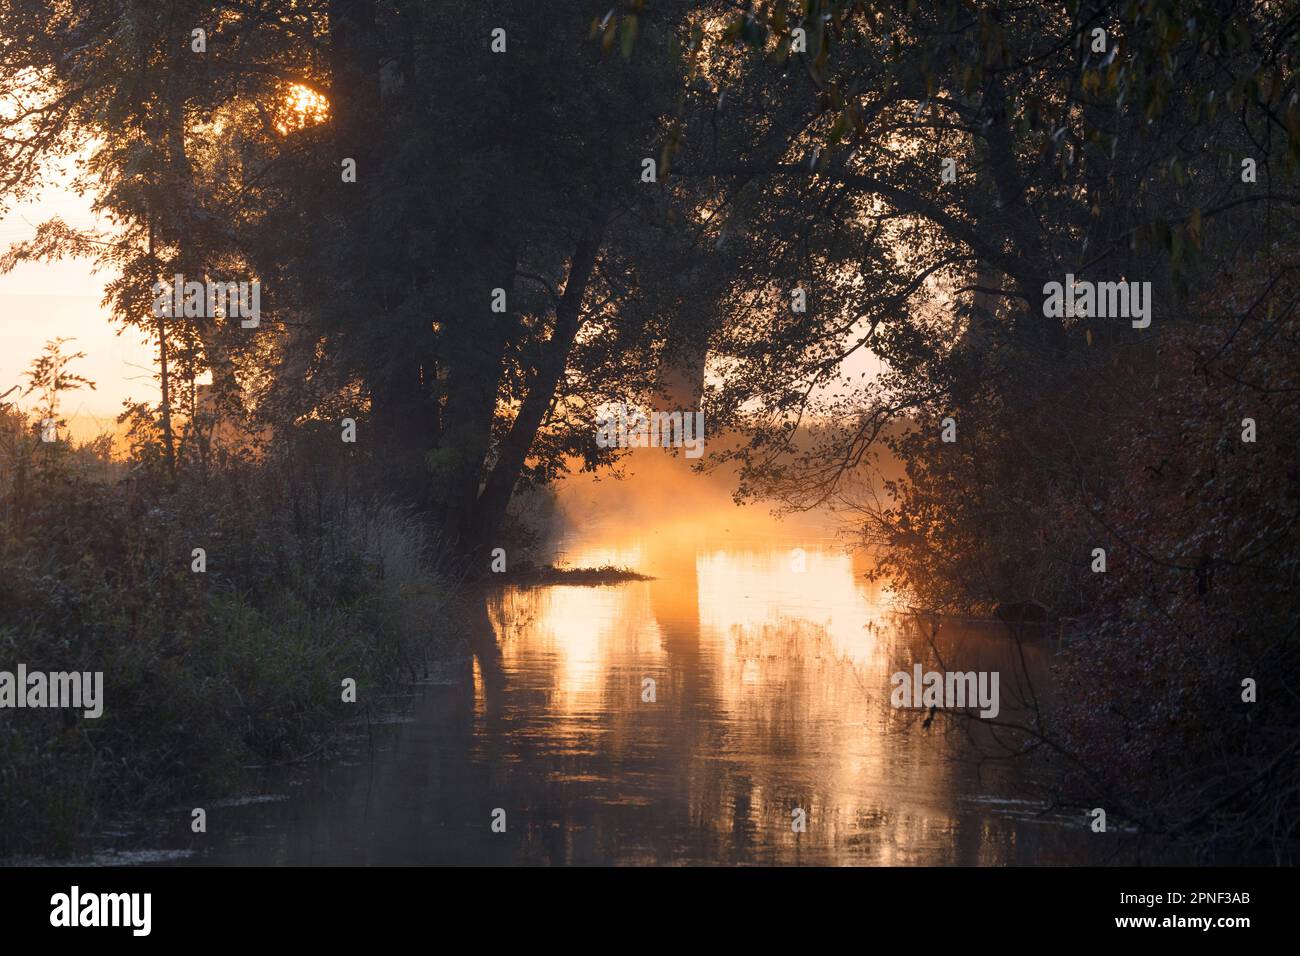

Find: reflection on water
121;520;1128;866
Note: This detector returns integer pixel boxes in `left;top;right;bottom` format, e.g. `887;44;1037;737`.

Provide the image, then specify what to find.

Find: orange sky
0;169;153;442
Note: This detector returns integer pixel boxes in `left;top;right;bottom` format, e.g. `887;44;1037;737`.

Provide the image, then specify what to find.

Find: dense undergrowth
866;250;1300;862
0;408;457;857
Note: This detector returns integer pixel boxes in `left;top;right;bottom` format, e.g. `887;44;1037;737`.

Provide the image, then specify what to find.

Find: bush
0;409;456;857
1051;251;1300;860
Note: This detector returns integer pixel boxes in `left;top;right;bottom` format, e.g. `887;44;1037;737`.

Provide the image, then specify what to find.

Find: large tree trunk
654;332;707;413
467;202;612;555
328;0;437;493
435;230;516;551
328;0;380;166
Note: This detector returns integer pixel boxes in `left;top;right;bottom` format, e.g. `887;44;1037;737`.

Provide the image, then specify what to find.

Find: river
78;505;1136;866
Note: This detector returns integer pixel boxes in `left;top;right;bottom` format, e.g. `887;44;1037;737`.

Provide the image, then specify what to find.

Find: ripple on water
5;848;196;867
207;794;290;808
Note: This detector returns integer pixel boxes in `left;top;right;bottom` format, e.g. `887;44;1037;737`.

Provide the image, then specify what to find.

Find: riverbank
490;564;652;587
0;412;459;859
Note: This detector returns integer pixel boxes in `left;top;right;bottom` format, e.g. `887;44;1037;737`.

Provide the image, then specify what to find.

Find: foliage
1050;250;1300;859
2;0;1298;859
0;401;454;857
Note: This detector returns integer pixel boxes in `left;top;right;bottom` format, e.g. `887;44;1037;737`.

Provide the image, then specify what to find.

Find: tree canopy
2;0;1299;854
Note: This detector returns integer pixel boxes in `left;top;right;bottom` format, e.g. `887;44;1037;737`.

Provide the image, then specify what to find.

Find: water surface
108;522;1127;865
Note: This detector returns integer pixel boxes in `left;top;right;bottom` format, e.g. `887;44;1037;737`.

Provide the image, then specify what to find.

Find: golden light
275;83;330;135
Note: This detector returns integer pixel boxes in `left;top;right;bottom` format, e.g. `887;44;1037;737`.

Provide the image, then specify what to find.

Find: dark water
71;524;1135;866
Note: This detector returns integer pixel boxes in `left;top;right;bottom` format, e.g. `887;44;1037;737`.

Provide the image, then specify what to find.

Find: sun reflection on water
468;512;1081;863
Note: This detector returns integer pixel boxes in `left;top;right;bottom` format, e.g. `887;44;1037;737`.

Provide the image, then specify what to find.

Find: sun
274;83;330;134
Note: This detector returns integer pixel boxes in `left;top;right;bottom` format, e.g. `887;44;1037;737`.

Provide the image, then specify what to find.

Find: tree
0;0;696;559
21;337;95;442
638;0;1300;605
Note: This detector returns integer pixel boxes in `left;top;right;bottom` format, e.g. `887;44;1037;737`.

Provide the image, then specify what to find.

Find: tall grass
0;408;457;857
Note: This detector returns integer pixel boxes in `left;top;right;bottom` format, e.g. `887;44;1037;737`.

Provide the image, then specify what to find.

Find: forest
1;0;1297;863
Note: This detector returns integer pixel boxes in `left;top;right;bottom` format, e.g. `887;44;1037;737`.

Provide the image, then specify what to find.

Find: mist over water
62;450;1133;865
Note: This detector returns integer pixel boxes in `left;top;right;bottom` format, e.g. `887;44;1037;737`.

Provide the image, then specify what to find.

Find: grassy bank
0;409;457;858
492;564;651;587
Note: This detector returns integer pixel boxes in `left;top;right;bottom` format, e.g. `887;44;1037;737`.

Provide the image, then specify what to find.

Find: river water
83;509;1133;866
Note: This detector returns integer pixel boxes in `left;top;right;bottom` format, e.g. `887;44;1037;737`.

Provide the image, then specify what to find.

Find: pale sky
0;173;154;441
